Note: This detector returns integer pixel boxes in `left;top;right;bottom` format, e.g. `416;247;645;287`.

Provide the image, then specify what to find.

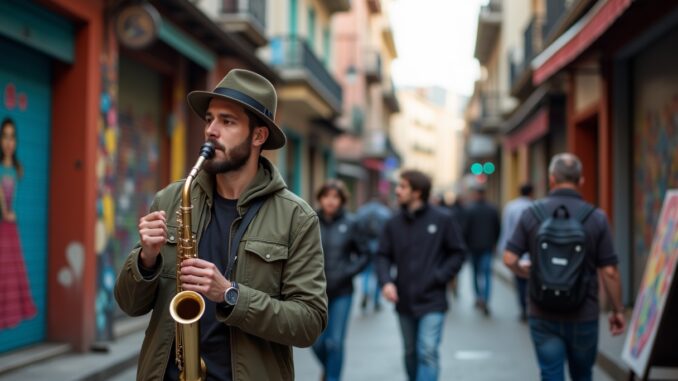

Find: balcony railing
219;0;267;46
473;91;502;132
364;49;382;84
222;0;266;28
544;0;567;43
474;0;502;63
509;15;544;95
269;35;343;112
382;78;400;113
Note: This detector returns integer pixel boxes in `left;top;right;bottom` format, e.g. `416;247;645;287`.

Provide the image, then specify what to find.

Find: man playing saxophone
114;69;328;381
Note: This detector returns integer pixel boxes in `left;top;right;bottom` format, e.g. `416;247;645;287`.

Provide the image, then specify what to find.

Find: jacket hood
193;156;287;210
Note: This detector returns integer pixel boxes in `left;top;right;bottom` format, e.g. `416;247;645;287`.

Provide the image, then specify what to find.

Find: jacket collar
193;156;286;211
548;188;582;199
318;208;346;224
401;203;429;221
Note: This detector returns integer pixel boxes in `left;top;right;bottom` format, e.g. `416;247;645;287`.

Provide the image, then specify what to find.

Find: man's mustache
206;139;225;151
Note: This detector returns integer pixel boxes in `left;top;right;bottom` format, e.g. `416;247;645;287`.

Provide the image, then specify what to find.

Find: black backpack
528;201;596;312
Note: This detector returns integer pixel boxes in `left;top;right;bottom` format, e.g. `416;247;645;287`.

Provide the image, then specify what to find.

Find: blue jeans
515;276;528;315
312;294;353;381
398;312;445;381
528;318;599;381
360;261;381;307
471;250;493;303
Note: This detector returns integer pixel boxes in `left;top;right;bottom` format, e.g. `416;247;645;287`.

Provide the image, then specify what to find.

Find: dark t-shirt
165;194;238;381
506;188;618;322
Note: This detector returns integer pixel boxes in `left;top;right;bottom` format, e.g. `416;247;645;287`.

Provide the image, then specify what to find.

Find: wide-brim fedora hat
187;69;286;150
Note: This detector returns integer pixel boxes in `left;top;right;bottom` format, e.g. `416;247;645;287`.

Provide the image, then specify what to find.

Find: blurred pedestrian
312;180;370;381
463;186;500;316
503;153;625;381
377;170;466;381
446;192;467;297
354;194;392;313
496;183;534;322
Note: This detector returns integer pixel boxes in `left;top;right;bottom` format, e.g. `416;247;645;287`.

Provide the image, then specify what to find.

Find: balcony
364;49;382;84
382;78;400;113
269;36;343;118
473;0;502;64
472;91;502;133
351;106;364;135
510;15;543;98
319;0;350;15
367;0;381;14
543;0;567;43
218;0;267;47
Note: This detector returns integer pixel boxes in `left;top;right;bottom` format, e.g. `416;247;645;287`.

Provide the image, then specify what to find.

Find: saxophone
168;142;215;381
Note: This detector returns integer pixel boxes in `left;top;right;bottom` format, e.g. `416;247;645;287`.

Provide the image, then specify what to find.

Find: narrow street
291;264;614;381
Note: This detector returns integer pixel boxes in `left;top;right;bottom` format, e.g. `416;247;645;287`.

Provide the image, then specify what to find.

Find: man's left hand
180;258;230;303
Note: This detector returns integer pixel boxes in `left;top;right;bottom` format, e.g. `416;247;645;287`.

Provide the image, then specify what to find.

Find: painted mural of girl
0;117;37;329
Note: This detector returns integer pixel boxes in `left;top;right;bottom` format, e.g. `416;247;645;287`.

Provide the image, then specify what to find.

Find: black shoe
374;303;381;312
360;295;368;310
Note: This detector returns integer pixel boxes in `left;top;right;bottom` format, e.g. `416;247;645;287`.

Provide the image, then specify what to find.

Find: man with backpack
503;153;625;381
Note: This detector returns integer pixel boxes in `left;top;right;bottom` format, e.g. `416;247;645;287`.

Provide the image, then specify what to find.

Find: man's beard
204;132;252;175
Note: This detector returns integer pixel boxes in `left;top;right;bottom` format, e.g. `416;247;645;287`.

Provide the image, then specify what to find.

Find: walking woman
0;117;37;329
312;180;369;381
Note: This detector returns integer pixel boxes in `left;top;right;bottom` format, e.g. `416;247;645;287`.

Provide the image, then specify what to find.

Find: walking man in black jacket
463;186;501;316
377;170;466;381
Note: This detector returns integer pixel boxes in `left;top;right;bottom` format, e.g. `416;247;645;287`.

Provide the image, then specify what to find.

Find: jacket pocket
161;225;179;279
242;240;289;295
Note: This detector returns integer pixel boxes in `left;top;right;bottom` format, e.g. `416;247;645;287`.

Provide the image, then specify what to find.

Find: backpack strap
225;197;266;279
529;201;548;223
575;203;596;224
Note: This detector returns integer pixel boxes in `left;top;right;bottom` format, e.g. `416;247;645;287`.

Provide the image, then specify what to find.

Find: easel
623;190;678;381
628;270;678;381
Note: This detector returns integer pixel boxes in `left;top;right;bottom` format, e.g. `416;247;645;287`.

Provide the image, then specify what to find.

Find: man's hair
548;153;583;184
519;183;534;196
400;170;432;202
244;108;265;132
316;179;350;205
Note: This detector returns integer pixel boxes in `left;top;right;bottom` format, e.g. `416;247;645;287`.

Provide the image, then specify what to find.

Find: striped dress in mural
0;165;36;329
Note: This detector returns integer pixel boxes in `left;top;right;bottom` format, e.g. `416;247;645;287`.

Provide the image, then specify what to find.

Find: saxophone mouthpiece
200;142;216;159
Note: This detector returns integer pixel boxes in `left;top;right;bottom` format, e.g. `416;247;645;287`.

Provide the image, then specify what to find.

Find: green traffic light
483;162;495;174
471;163;483;175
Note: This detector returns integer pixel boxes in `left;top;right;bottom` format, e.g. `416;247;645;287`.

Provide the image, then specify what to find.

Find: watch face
225;288;239;305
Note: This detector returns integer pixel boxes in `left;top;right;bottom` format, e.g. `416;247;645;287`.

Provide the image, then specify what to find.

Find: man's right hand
609;311;626;336
138;211;167;268
382;282;399;303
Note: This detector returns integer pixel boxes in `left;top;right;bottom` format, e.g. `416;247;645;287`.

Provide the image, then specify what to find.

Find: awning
532;0;632;85
503;107;549;152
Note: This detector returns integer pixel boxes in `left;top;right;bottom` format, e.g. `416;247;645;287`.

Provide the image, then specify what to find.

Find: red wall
39;0;103;352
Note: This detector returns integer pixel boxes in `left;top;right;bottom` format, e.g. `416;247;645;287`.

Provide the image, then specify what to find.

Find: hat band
213;87;274;119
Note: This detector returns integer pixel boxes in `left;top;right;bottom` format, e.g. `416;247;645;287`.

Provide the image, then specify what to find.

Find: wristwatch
224;281;239;306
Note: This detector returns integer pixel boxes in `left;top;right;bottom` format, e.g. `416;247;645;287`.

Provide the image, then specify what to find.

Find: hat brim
186;90;286;150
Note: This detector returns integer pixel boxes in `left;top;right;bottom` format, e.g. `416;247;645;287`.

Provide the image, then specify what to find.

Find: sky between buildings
390;0;484;97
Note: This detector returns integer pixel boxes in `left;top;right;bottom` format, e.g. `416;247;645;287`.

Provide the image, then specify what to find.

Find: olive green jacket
114;157;328;381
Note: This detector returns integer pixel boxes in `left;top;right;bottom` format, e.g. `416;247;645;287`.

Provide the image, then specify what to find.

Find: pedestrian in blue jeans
312;180;370;381
377;170;466;381
463;186;500;316
355;197;392;313
503;153;626;381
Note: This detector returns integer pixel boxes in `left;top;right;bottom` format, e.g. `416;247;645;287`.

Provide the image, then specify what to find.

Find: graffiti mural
0;117;37;329
623;190;678;376
634;96;678;261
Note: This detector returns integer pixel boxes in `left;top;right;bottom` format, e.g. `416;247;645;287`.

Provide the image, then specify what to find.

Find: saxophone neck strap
225;197;266;279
